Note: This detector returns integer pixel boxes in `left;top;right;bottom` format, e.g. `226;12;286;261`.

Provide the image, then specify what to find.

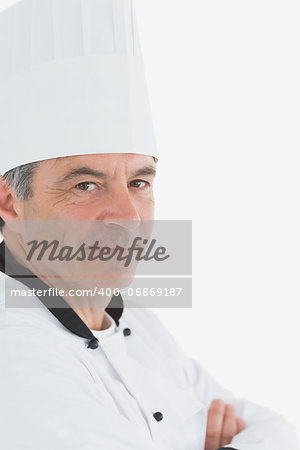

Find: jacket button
87;338;99;349
153;411;163;422
123;328;131;336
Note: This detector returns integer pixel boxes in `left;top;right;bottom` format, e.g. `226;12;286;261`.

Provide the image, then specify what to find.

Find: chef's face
3;153;157;296
22;153;156;222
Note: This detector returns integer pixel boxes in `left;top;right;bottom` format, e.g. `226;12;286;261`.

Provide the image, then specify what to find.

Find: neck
72;307;110;331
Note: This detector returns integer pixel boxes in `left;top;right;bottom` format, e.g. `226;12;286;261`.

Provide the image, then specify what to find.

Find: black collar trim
0;240;124;340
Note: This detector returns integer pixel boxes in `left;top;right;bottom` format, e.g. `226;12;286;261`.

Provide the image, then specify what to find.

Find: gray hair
0;161;41;230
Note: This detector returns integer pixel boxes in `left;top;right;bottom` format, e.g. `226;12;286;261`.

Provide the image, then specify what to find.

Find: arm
144;308;299;450
183;356;299;450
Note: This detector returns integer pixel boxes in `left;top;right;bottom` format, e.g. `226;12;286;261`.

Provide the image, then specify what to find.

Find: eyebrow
57;167;108;185
56;165;156;185
130;166;157;178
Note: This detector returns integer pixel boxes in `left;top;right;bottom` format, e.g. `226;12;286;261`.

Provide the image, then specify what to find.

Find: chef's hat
0;0;158;174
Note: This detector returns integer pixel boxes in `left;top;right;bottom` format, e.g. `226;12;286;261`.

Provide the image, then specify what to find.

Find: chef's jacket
0;240;298;450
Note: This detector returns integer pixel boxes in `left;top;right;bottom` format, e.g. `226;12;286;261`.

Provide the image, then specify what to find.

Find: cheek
137;197;155;220
54;203;98;221
46;192;99;219
25;189;155;221
23;199;41;221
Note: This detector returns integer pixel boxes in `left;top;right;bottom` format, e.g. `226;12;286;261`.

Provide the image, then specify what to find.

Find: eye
129;179;150;189
75;181;97;191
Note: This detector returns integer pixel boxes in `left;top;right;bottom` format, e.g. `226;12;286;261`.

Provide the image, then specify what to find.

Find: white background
1;0;300;439
133;0;300;437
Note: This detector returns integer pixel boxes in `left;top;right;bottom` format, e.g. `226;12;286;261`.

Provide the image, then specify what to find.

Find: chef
0;1;298;449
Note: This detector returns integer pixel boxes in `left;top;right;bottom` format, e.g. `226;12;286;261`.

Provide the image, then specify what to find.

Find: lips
103;246;144;253
101;244;144;250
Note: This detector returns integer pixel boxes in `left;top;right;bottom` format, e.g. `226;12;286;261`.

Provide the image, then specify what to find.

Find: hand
205;398;246;450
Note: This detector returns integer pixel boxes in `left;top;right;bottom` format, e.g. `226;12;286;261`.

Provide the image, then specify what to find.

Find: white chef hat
0;0;158;174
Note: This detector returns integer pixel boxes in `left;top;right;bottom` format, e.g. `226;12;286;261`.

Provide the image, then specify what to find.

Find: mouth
104;246;144;253
102;244;145;249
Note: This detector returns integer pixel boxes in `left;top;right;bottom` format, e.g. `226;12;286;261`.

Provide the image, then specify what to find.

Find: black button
123;328;131;336
87;338;99;349
153;411;163;422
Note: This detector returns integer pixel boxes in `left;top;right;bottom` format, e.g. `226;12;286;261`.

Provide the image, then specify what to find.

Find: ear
0;176;20;224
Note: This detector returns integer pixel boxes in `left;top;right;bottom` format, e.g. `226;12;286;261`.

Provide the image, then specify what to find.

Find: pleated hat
0;0;158;174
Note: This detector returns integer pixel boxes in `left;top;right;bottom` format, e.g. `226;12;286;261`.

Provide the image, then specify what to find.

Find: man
0;1;298;449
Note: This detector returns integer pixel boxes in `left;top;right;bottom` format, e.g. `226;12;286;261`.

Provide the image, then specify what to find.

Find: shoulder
0;275;85;373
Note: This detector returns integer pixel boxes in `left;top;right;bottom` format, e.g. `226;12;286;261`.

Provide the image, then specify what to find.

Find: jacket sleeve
145;308;299;450
183;356;299;450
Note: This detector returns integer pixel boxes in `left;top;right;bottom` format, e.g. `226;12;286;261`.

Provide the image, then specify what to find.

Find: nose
99;185;141;232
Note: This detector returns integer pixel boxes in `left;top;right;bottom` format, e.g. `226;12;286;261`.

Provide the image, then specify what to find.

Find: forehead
41;153;155;171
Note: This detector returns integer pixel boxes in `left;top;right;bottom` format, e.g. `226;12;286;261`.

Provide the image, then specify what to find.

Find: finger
205;399;226;450
236;417;247;434
220;404;238;447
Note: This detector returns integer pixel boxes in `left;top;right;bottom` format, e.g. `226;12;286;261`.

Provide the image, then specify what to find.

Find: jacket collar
0;239;124;339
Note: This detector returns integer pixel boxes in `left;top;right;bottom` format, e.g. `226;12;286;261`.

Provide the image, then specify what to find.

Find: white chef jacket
0;267;299;450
